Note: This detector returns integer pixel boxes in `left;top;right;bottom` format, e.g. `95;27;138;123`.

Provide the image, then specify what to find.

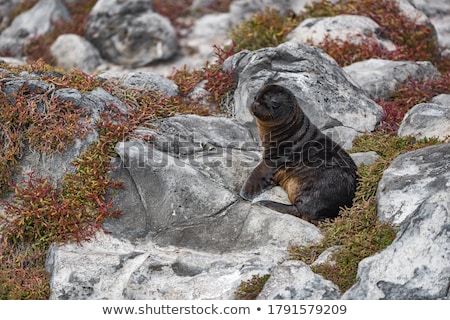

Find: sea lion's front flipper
256;200;299;216
240;161;276;200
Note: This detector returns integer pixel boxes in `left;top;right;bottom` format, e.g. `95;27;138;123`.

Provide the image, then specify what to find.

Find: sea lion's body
240;84;357;222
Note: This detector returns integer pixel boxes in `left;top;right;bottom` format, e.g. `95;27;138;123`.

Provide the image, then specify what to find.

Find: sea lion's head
251;84;297;125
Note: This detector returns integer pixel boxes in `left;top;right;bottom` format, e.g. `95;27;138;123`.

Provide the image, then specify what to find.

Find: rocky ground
0;0;449;300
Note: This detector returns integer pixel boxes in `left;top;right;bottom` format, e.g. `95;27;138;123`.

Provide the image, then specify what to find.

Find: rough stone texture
350;151;380;167
407;0;450;48
288;15;397;51
257;260;341;300
398;103;450;141
397;0;431;25
0;0;70;56
86;0;178;67
98;70;179;97
311;246;342;267
343;59;439;99
223;42;383;144
431;14;450;49
431;93;450;106
106;115;276;246
46;224;320;300
45;111;325;299
343;190;450;300
50;34;103;74
376;143;450;225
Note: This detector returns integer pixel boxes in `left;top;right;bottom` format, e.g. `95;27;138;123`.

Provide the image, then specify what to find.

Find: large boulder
398;103;450;141
86;0;178;67
288;15;397;51
223;42;383;148
343;190;450;299
46;114;324;299
376;143;450;225
343;59;439;99
50;34;103;74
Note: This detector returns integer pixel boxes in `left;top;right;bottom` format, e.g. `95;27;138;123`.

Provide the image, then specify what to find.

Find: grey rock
377;143;450;225
50;34;103;74
257;260;341;300
0;0;70;56
86;0;178;67
47;224;320;299
191;13;231;38
111;139;239;245
323;126;359;150
18;132;99;184
398;103;450;141
0;77;50;98
47;114;324;299
311;246;343;267
431;94;450;106
343;190;450;299
344;59;439;99
350;151;380;167
224;42;383;144
408;0;450;17
106;115;261;244
288;15;397;52
430;14;450;49
98;71;179;97
397;0;432;25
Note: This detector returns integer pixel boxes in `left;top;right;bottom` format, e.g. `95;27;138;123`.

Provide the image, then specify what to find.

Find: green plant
169;44;236;112
0;80;90;196
235;274;270;300
229;7;299;52
0;104;130;299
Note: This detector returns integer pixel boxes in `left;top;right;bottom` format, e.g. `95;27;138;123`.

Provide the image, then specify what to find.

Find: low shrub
229;8;299;52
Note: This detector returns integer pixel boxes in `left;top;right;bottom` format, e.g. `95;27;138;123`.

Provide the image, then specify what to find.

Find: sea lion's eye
271;98;281;109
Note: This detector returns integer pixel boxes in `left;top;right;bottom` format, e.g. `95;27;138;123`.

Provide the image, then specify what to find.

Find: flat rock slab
47;205;322;299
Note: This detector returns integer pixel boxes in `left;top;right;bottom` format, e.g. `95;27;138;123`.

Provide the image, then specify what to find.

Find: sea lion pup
240;84;357;222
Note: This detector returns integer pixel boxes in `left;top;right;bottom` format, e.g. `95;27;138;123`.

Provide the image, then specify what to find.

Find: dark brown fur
240;84;357;222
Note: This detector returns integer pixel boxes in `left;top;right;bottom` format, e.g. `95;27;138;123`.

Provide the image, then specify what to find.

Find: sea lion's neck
257;107;308;148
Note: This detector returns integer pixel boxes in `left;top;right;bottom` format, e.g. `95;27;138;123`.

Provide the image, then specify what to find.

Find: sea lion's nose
251;101;260;114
